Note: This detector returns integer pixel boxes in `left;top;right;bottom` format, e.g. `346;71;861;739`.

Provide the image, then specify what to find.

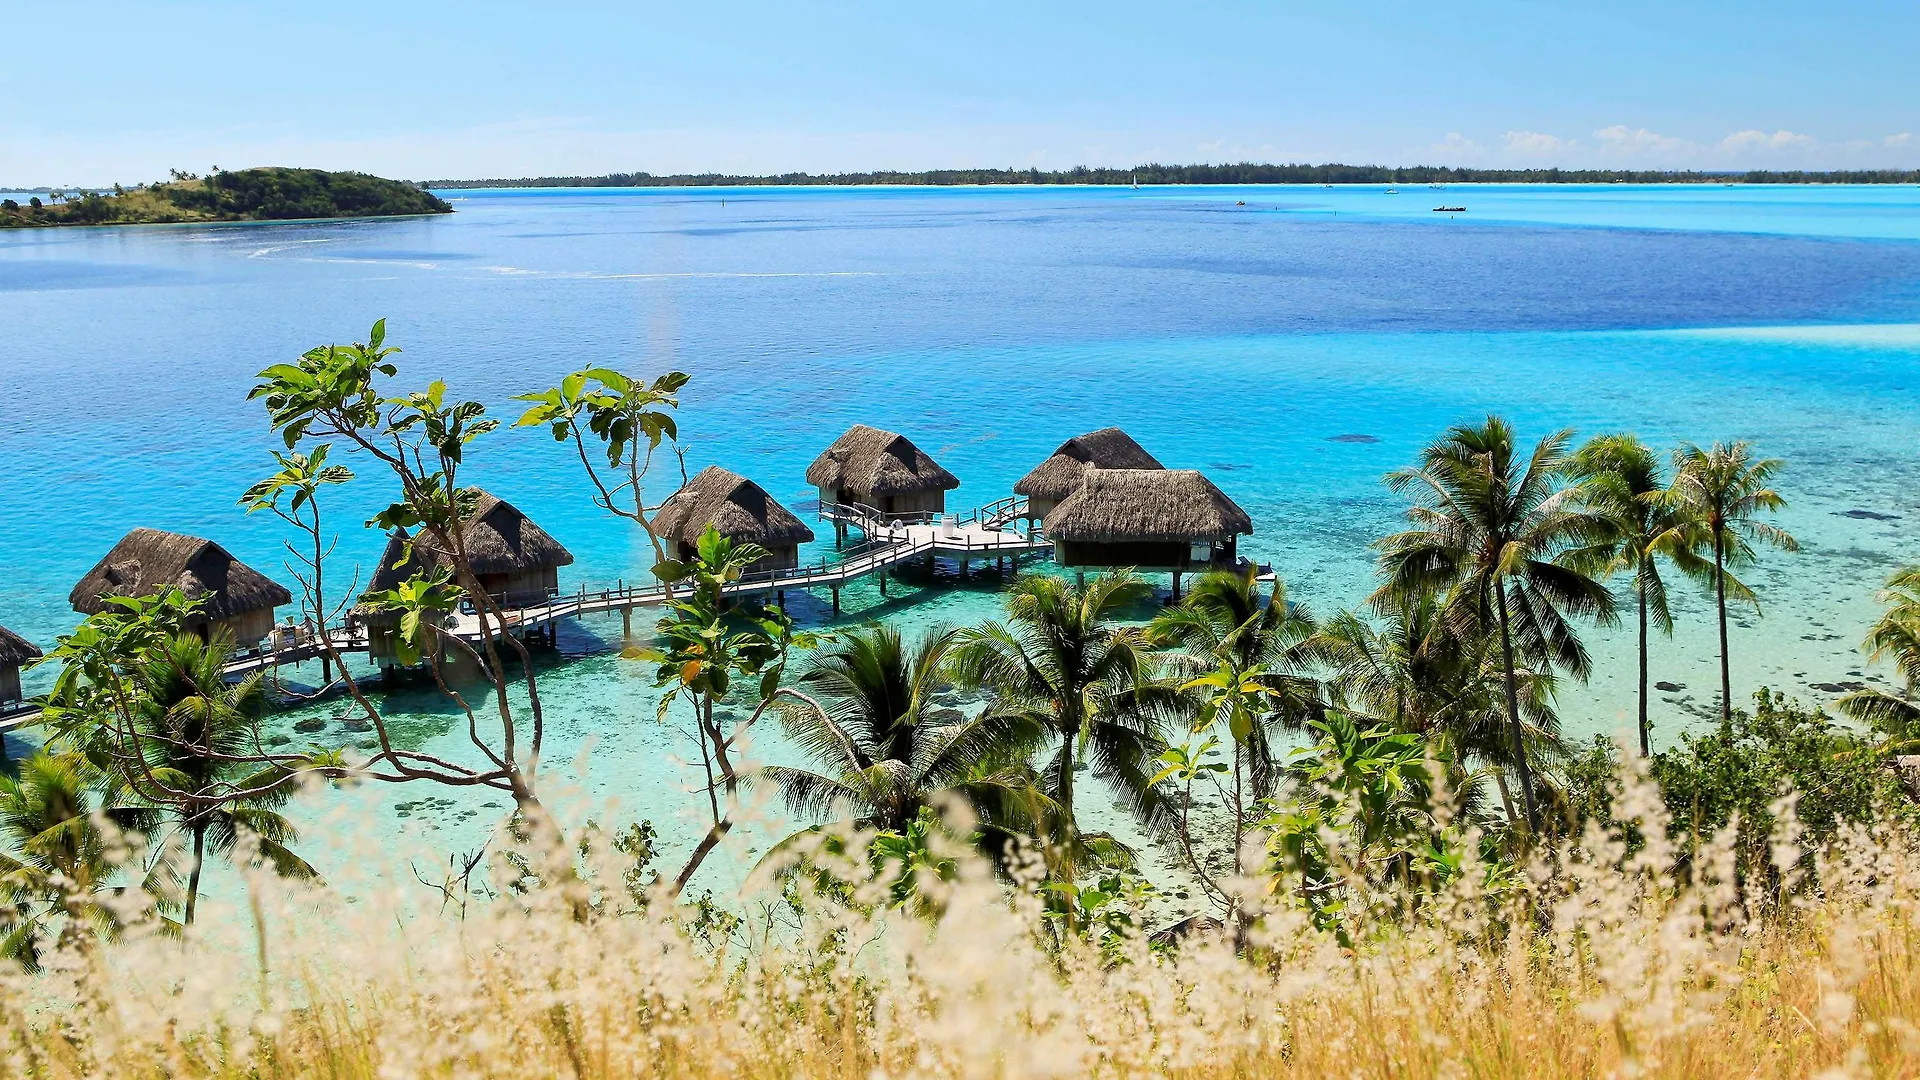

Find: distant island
424;162;1920;189
0;167;452;228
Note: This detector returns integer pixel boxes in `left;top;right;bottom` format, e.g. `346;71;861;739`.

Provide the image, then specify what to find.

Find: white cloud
1591;125;1695;159
1718;129;1813;152
1421;132;1486;163
1887;133;1914;148
1502;130;1572;154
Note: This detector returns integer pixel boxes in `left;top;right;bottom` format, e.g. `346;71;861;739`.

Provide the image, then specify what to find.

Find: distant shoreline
423;163;1920;190
1;167;451;230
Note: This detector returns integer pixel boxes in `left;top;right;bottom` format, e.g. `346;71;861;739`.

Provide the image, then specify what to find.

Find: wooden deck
2;498;1050;734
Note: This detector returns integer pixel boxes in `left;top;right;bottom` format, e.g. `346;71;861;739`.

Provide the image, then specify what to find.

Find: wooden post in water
879;567;888;597
831;586;840;615
1172;571;1182;604
621;607;632;641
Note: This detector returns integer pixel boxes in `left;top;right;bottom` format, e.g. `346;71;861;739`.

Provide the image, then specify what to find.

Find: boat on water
1131;174;1139;189
1385;187;1400;194
1432;205;1467;213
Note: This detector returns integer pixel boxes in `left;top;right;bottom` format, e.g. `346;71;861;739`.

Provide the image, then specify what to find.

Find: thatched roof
363;529;435;595
69;528;292;619
353;529;436;619
446;489;574;575
654;467;816;549
1014;427;1165;502
0;625;40;667
805;424;960;497
354;492;571;613
1045;469;1253;543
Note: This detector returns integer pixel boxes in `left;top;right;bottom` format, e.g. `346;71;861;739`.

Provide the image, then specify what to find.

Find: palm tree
760;625;1048;858
1373;416;1616;833
132;632;317;924
1318;591;1563;829
1671;442;1799;725
950;572;1168;872
1566;434;1709;755
1148;566;1324;864
1836;566;1920;737
0;753;166;970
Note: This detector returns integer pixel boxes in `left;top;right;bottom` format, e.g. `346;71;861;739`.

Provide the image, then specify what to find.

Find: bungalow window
1189;541;1214;564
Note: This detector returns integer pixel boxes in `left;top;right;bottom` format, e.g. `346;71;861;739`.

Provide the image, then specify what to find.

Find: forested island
425;162;1920;189
0;167;452;228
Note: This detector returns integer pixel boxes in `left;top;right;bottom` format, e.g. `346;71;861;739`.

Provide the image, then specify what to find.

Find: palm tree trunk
1494;583;1538;835
1714;537;1732;726
1637;588;1650;757
184;823;207;926
1057;730;1077;855
1493;768;1519;831
1232;740;1244;878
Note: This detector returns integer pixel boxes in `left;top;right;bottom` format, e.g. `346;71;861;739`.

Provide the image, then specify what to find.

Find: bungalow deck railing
820;495;1034;534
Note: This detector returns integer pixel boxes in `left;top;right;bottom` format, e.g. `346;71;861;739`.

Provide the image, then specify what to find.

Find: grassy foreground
4;765;1918;1080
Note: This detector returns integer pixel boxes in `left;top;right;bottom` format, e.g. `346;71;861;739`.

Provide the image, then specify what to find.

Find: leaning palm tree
950;571;1168;872
1566;434;1710;755
1836;566;1920;738
131;632;318;924
760;625;1049;859
1149;566;1324;862
1372;416;1616;833
1319;591;1563;830
0;753;167;971
1671;441;1799;725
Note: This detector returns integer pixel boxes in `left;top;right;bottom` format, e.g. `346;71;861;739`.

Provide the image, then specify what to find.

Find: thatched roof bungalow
1014;427;1164;521
0;624;40;706
361;490;574;613
69;528;292;646
806;424;959;520
654;467;816;572
457;490;575;605
1045;469;1253;582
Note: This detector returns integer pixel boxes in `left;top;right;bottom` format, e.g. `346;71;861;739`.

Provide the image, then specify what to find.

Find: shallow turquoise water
4;184;1919;891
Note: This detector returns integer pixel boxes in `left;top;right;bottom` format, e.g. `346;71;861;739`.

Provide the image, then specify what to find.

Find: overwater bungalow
1044;469;1253;597
654;466;816;573
0;624;40;707
358;490;573;613
356;529;441;668
354;491;573;668
1013;427;1164;522
806;424;959;524
69;528;292;647
445;489;576;609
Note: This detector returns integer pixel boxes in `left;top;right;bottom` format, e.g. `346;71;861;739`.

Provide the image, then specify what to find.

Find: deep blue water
4;184;1920;881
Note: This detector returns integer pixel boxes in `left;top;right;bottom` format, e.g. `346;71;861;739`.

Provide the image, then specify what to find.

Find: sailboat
1131;174;1139;189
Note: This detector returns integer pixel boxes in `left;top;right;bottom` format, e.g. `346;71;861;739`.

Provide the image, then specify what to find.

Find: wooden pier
1;497;1050;733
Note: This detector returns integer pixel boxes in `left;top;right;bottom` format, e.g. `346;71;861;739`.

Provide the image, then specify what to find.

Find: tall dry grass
4;761;1918;1079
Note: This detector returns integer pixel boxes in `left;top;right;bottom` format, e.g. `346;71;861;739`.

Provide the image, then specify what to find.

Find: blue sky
3;0;1914;184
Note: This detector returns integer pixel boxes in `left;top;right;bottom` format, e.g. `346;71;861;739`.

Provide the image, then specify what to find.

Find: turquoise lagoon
3;184;1920;893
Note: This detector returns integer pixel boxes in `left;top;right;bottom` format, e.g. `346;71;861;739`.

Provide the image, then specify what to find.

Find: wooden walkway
1;499;1050;734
